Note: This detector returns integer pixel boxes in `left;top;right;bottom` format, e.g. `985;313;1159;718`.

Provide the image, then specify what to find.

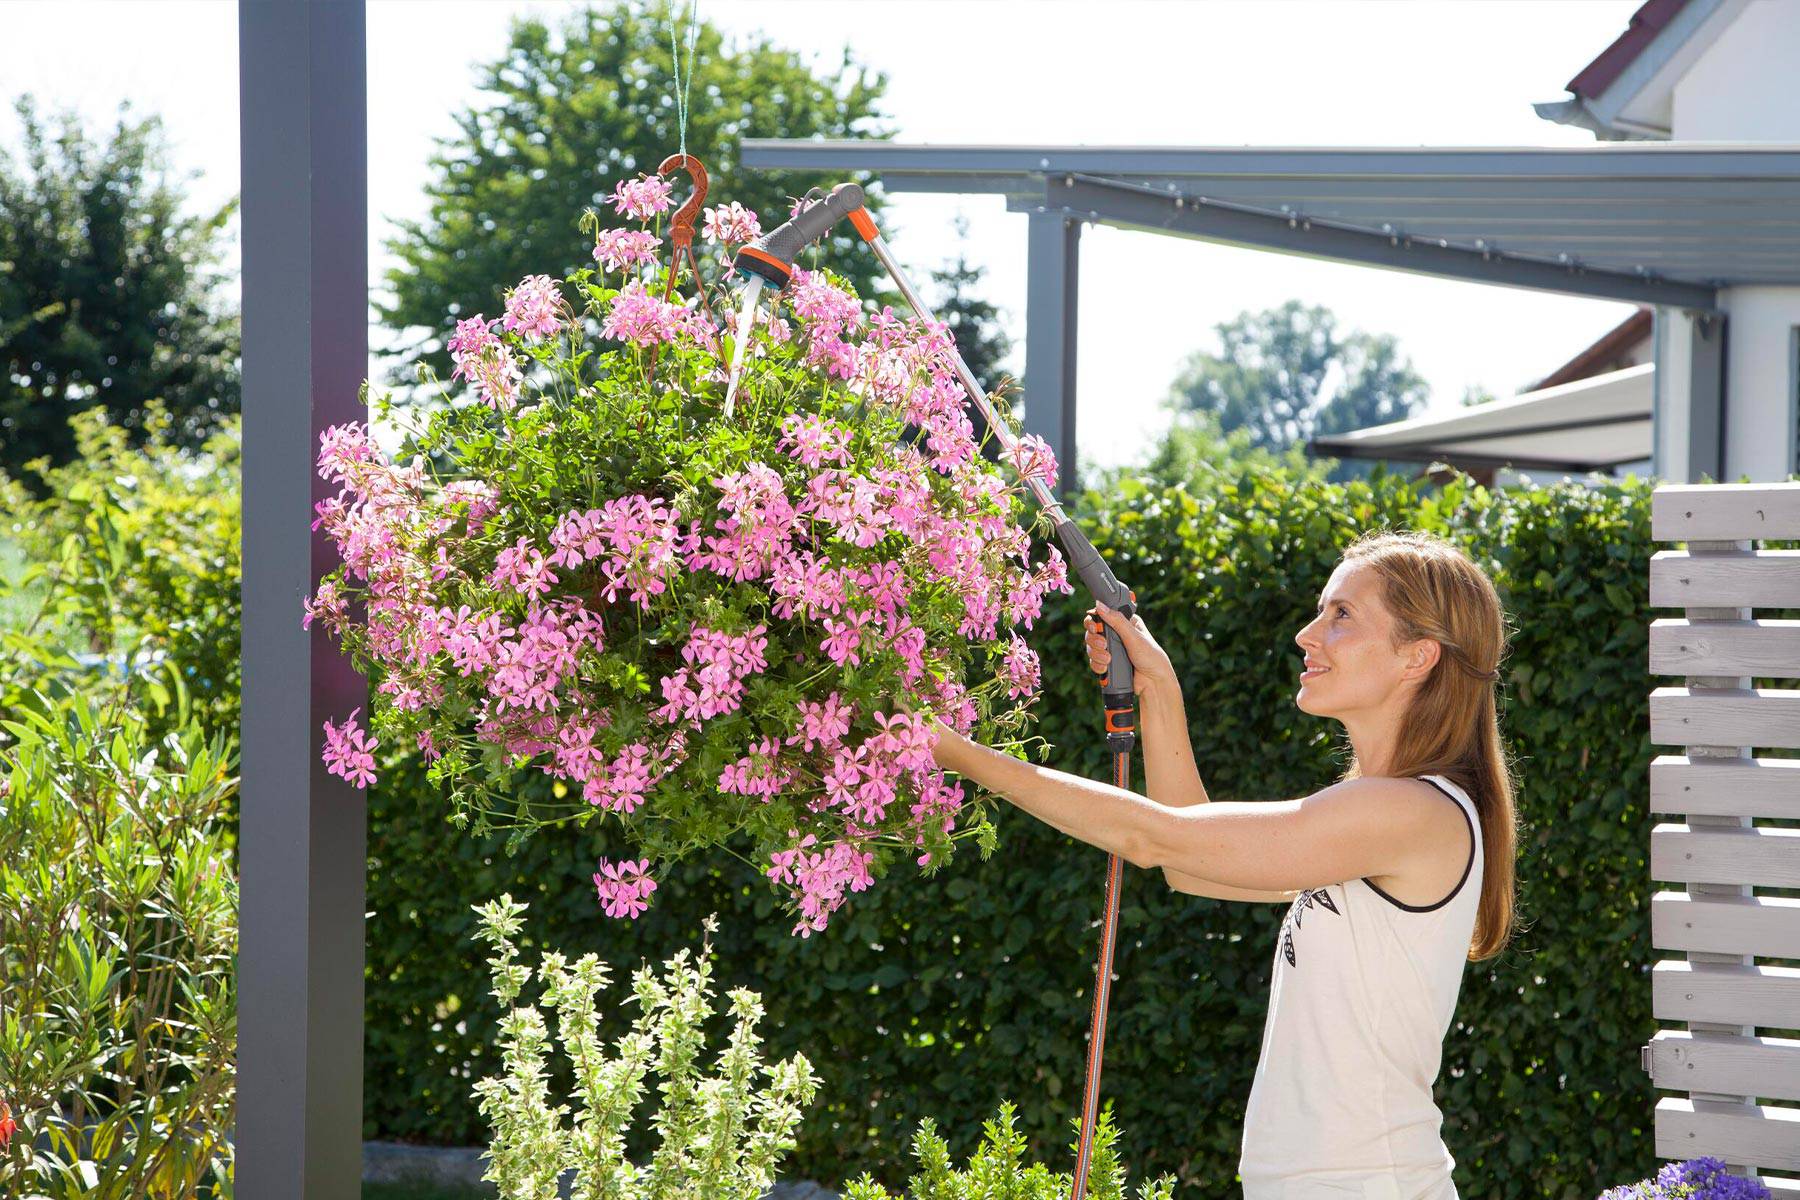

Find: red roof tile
1566;0;1692;99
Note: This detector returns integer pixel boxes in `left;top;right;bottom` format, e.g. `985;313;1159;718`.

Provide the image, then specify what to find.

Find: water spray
724;182;1138;1200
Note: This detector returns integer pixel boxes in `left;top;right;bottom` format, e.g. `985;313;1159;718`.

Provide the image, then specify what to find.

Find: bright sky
1;0;1643;470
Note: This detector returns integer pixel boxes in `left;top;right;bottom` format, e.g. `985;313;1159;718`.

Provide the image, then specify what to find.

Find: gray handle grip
756;182;867;268
1055;518;1136;700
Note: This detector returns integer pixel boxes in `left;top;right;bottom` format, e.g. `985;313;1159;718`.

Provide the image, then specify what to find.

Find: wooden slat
1653;823;1800;888
1651;619;1800;679
1655;483;1800;542
1654;961;1800;1030
1653;892;1800;959
1652;687;1800;748
1765;1176;1800;1199
1657;1097;1800;1171
1653;755;1800;818
1652;549;1800;609
1650;1031;1800;1103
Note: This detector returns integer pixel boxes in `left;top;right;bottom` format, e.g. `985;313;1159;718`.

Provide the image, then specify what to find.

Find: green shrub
362;464;1659;1198
0;406;242;739
468;897;817;1200
843;1103;1174;1200
0;439;239;1197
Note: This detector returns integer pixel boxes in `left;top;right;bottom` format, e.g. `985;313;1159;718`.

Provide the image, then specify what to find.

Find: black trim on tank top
1362;777;1476;913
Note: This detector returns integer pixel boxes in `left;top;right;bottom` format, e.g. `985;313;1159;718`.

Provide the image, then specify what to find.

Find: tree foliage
927;214;1017;465
375;1;892;403
1166;300;1427;455
930;216;1013;395
0;96;239;482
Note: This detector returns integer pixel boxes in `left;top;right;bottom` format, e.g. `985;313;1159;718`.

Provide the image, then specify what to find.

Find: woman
927;530;1518;1200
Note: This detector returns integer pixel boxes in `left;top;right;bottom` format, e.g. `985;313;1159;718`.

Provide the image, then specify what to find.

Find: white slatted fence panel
1650;688;1800;749
1653;962;1800;1030
1653;483;1800;542
1650;619;1800;680
1651;824;1800;889
1656;1099;1800;1171
1649;483;1800;1184
1648;1032;1800;1103
1651;549;1800;609
1651;755;1800;819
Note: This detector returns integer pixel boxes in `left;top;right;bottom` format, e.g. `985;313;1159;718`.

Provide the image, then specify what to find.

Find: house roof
1535;0;1743;139
1567;0;1693;100
1532;308;1653;390
1308;363;1654;473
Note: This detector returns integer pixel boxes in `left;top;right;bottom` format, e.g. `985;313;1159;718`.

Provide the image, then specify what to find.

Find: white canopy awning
1308;362;1653;473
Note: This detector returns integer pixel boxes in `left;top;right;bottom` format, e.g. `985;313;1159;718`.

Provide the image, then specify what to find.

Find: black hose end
734;246;793;289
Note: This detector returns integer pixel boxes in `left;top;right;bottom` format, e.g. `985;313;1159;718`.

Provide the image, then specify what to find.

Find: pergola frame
741;139;1800;487
238;2;368;1196
234;6;1800;1187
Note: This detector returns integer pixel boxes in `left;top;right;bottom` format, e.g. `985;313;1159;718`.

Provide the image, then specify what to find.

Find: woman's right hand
1084;603;1178;697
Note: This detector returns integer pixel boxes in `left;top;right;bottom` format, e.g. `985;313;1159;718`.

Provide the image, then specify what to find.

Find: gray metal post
238;1;369;1196
1686;312;1728;483
1025;208;1081;493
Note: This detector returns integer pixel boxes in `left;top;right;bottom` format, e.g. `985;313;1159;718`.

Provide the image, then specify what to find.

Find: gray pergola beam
1685;313;1728;483
1036;175;1719;311
874;171;1800;207
741;140;1800;181
1025;209;1081;493
238;1;369;1196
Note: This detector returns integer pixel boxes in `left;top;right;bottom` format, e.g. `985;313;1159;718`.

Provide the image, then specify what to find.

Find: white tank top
1238;774;1482;1200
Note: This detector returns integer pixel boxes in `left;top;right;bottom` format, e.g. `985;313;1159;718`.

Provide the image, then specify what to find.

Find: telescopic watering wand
727;184;1137;1200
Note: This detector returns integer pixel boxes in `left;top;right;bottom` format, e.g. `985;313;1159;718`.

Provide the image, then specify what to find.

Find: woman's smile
1300;659;1331;681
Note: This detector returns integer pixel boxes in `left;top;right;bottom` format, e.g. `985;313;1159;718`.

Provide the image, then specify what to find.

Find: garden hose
731;184;1140;1200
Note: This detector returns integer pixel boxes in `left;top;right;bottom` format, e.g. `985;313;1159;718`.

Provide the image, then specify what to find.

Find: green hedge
363;466;1658;1198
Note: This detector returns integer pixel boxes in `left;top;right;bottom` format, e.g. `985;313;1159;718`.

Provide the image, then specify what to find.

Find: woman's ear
1402;638;1442;682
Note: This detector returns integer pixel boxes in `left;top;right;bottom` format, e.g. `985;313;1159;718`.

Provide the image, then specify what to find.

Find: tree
376;2;891;400
930;215;1013;393
0;96;239;481
1166;300;1427;455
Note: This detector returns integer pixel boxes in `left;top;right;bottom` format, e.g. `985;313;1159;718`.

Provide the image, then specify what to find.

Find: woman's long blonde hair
1339;530;1519;961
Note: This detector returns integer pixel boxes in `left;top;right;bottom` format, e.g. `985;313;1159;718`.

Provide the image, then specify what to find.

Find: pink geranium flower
610;175;674;221
322;708;378;789
593;857;657;918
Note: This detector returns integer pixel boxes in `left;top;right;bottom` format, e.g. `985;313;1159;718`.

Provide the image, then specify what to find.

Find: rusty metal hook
657;152;709;266
646;153;713;390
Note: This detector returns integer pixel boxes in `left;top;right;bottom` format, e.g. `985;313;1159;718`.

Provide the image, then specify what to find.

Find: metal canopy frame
743;140;1800;485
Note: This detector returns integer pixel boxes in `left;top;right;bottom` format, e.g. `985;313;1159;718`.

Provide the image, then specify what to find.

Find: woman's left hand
925;716;975;773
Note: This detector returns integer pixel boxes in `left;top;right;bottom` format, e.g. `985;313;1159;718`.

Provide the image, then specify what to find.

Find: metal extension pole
862;231;1139;1200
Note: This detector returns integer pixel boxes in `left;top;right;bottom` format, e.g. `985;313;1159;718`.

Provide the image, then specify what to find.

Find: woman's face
1293;561;1422;720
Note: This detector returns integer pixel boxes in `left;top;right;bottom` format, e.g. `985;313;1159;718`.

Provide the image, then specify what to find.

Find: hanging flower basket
308;171;1070;935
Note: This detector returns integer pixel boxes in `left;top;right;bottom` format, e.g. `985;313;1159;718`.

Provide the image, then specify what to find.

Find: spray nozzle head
733;181;875;288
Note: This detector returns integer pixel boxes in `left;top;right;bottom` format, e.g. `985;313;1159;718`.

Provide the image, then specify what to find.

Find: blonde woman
928;530;1519;1200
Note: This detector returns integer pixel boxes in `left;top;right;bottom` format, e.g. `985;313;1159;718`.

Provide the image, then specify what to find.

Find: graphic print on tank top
1278;886;1340;968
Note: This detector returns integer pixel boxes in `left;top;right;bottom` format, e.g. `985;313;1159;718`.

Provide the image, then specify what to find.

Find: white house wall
1662;1;1800;483
1671;0;1800;140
